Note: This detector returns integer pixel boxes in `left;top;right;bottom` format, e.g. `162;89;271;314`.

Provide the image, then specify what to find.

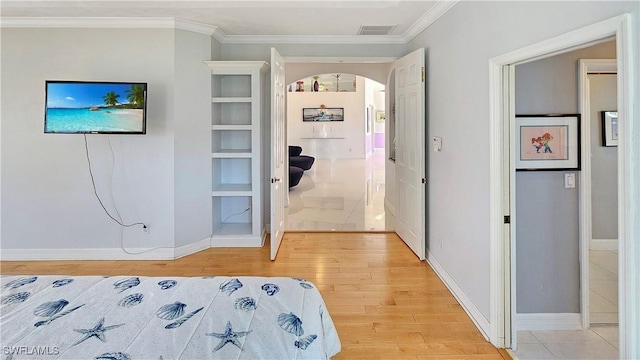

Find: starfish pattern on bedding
206;321;252;352
72;317;125;346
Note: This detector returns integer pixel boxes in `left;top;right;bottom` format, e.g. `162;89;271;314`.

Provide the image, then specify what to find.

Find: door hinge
268;177;281;183
421;177;427;184
504;215;510;224
421;67;425;82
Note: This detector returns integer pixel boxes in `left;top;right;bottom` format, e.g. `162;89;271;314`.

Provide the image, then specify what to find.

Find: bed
1;275;341;359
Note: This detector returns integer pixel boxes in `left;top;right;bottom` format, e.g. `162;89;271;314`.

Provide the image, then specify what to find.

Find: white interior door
270;48;286;260
395;48;426;260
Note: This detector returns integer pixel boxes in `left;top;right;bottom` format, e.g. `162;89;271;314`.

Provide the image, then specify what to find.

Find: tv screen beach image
45;82;146;134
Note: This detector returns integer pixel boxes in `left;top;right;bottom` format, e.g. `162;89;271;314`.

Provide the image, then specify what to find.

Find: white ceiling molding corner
211;27;228;44
401;0;458;42
174;18;219;36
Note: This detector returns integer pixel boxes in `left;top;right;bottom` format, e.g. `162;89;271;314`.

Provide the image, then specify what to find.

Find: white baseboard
1;230;269;260
426;251;491;341
174;236;211;259
384;198;396;217
0;247;175;261
590;238;618;251
516;313;582;331
210;230;266;247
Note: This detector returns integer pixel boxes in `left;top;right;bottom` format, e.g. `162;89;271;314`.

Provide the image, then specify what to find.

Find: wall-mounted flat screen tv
45;81;147;134
302;107;344;122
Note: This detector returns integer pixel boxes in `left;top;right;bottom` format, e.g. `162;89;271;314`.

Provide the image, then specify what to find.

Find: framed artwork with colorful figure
515;114;580;171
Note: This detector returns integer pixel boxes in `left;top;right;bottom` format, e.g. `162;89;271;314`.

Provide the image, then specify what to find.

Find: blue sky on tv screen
47;82;136;109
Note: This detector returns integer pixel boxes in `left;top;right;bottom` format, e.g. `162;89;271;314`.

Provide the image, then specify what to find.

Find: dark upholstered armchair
289;145;315;188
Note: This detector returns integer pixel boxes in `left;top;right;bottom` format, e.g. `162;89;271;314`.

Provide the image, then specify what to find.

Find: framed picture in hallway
515;114;580;171
302;107;344;122
601;111;618;147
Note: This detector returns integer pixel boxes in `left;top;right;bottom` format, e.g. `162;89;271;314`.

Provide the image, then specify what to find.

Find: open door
394;48;426;260
270;48;286;260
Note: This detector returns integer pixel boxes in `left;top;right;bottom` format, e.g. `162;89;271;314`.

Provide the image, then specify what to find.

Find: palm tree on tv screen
103;91;120;107
125;85;145;109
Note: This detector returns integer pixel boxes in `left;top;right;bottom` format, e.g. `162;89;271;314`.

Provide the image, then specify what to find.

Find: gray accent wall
1;27;212;252
589;74;618;240
173;29;214;248
515;41;615;313
407;0;638;321
221;43;408;62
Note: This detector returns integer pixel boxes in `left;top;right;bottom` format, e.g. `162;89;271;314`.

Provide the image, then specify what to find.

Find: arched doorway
285;72;392;231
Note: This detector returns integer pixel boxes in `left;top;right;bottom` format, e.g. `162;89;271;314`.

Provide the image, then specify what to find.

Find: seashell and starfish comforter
0;275;341;359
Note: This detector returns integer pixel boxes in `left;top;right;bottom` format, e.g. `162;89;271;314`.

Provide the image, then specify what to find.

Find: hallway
286;150;394;231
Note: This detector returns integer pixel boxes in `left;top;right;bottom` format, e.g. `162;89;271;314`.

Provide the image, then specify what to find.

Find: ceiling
0;0;455;44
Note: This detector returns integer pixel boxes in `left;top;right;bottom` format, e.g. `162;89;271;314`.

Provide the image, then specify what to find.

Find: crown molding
219;34;407;45
283;56;397;64
0;0;457;44
402;0;458;42
174;18;218;36
0;17;218;36
1;16;173;29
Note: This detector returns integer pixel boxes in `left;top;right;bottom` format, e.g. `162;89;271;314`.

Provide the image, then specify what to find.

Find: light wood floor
1;232;510;360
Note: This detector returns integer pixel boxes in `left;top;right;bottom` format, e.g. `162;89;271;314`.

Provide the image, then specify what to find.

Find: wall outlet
142;224;150;234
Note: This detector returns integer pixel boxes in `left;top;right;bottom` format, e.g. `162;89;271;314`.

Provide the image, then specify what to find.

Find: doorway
579;60;618;329
283;63;395;232
510;45;619;359
271;52;426;262
487;14;636;358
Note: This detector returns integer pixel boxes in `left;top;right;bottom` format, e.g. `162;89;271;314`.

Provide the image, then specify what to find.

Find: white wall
287;77;365;159
408;0;639;331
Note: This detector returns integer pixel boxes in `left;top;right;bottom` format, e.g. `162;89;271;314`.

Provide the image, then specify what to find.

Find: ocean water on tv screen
46;107;144;133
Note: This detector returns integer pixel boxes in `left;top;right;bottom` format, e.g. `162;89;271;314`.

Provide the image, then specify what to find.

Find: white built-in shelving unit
204;61;269;246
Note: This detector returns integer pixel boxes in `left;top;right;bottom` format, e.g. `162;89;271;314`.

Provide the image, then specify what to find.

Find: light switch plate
564;173;576;188
433;136;442;152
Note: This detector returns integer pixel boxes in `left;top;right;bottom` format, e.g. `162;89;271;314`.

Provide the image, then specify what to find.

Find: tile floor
513;250;619;359
589;250;618;325
514;328;618;360
286;150;394;231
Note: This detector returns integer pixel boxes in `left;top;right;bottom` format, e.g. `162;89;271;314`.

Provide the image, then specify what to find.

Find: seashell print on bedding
294;334;318;350
3;277;37;290
34;299;69;317
219;279;243;295
156;302;186;320
34;304;85;327
52;279;74;288
261;283;279;296
94;352;131;360
234;297;257;311
164;307;204;329
117;293;144;308
113;277;140;293
157;280;177;290
278;312;304;336
1;292;30;305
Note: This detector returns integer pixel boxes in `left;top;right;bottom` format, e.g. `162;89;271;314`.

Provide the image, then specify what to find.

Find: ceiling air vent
357;25;397;36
